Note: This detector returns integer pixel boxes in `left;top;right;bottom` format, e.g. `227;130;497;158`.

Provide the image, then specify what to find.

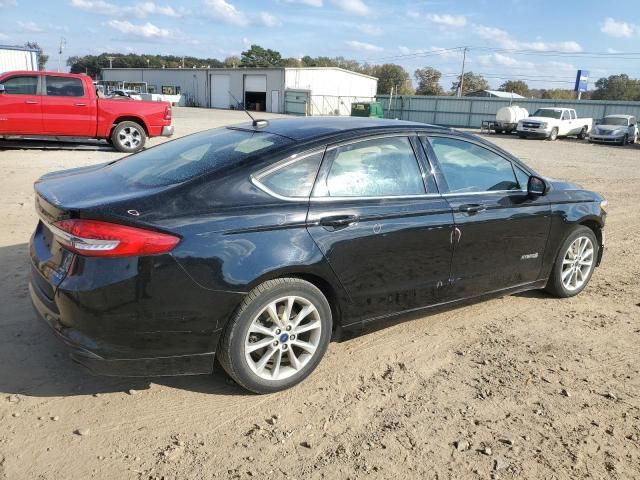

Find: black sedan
29;117;607;393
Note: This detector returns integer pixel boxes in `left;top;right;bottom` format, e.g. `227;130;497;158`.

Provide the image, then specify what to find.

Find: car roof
229;116;450;141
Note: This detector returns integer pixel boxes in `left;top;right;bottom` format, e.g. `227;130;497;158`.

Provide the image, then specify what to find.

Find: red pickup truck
0;71;173;153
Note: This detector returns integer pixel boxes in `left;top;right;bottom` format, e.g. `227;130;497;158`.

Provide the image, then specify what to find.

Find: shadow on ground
0;243;244;399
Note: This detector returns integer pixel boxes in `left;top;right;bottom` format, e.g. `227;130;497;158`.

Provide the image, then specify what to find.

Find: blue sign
574;70;589;92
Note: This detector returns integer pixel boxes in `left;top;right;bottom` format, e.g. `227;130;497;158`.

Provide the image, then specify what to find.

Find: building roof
0;44;40;53
483;90;526;99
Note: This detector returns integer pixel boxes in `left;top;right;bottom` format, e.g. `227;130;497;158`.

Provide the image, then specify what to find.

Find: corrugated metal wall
377;95;640;128
0;47;38;73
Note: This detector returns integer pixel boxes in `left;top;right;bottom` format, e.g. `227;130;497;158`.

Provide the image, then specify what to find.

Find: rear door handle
24;100;39;104
318;215;359;228
459;204;486;214
74;103;87;106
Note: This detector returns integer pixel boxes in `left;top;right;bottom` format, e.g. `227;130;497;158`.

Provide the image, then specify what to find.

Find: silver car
589;114;638;145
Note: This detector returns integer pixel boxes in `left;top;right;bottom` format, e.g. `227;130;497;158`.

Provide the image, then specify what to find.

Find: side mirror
528;175;548;197
0;84;5;94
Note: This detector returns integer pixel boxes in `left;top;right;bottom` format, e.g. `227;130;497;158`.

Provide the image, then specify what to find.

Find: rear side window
45;76;84;97
3;75;37;95
428;137;519;193
320;136;425;197
256;151;323;198
107;128;292;187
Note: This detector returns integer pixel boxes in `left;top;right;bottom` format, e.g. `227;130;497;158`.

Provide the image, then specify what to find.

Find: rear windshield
532;109;563;119
106;128;292;187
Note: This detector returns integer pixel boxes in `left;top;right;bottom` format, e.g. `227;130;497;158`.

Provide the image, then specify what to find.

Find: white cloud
607;48;621;54
242;36;251;48
107;20;171;39
282;0;322;6
260;11;281;27
600;17;637;38
477;53;535;70
332;0;369;15
203;0;248;26
356;23;382;35
70;0;181;17
17;21;42;32
346;40;382;53
426;13;466;27
473;24;582;52
0;0;17;6
398;45;411;55
0;33;9;41
407;10;420;19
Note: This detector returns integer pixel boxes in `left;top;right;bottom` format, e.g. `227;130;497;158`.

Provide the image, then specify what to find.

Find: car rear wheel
577;127;587;140
111;121;146;153
548;127;559;141
217;278;332;393
545;226;598;298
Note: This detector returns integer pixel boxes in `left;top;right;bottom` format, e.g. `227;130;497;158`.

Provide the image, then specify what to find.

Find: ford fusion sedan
589;115;638;145
29;118;607;393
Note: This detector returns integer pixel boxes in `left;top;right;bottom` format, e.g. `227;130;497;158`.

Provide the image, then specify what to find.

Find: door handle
24;100;39;104
318;215;359;228
74;103;87;106
459;204;486;214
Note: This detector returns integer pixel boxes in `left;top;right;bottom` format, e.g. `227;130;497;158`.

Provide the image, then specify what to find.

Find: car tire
494;128;503;134
548;127;559;141
621;134;628;146
545;226;598;298
217;278;333;394
577;127;587;140
518;134;526;139
110;121;146;153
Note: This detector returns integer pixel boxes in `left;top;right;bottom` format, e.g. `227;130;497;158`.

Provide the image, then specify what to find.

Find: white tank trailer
493;106;529;134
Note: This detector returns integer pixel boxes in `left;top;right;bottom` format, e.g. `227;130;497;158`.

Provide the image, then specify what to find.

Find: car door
0;74;42;135
41;75;96;136
423;135;551;299
560;110;573;135
306;134;454;324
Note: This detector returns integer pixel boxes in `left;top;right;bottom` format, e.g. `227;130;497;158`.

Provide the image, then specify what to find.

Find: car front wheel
217;278;332;393
545;226;598;298
548;127;559;141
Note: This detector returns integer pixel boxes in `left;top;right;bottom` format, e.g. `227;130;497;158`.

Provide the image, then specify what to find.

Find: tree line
21;41;640;101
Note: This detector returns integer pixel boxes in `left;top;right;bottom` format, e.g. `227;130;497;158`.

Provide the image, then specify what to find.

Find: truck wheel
577;127;587;140
547;128;559;141
494;128;503;134
111;121;146;153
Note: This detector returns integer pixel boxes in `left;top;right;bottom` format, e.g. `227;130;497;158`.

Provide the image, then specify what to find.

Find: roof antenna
228;91;268;128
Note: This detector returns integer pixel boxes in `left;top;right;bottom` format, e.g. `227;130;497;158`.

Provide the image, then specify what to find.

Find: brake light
51;219;180;257
164;105;172;120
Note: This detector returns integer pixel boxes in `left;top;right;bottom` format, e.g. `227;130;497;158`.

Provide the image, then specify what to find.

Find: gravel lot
1;107;639;479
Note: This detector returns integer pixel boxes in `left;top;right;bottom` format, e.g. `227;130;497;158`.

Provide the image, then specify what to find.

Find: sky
1;0;640;89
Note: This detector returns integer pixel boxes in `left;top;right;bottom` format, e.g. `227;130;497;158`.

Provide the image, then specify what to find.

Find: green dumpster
350;101;384;118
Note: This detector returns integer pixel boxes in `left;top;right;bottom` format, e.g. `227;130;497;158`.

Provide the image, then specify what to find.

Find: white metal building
0;45;39;73
100;67;378;115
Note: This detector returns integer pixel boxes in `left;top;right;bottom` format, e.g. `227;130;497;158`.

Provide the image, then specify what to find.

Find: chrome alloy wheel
244;296;322;381
118;126;142;149
561;236;594;291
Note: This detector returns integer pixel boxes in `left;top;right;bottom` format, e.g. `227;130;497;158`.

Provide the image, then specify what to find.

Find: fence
284;90;375;116
377;95;640;128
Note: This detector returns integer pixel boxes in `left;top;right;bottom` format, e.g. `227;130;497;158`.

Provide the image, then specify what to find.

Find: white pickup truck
516;107;593;141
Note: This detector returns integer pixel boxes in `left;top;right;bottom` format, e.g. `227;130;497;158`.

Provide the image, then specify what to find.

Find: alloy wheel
118;126;142;149
244;295;322;381
561;236;594;291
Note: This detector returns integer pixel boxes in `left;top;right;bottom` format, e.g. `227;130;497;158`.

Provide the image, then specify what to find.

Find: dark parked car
29;118;607;393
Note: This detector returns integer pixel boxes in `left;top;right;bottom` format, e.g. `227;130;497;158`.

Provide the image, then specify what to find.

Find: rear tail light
50;219;180;257
164;105;172;120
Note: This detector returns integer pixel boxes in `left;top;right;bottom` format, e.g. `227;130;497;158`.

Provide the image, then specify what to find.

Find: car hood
522;116;554;124
547;178;582;191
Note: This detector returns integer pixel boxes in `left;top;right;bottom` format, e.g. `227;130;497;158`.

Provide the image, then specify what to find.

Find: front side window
2;75;38;95
561;111;571;120
428;137;519;193
320;136;425;197
257;151;323;198
45;76;84;97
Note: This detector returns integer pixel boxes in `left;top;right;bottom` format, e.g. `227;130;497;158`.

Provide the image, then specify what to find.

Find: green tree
498;80;530;97
414;67;443;96
540;89;576;100
240;45;284;67
591;74;640;101
24;41;48;70
368;63;414;95
451;71;489;96
223;56;241;68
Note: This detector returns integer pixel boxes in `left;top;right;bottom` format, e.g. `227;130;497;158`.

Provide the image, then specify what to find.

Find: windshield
532;109;563;119
601;117;629;126
106;128;292;187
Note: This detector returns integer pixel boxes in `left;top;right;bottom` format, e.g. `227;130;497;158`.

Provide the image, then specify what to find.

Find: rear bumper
161;125;175;137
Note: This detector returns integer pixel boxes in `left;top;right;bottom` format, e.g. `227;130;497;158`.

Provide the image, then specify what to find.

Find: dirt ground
1;108;639;480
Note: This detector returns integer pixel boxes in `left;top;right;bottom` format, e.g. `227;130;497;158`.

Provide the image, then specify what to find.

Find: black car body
29;118;606;389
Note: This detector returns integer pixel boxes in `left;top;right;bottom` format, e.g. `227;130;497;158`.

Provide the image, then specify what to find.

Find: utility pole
57;37;66;72
457;47;468;97
107;56;114;69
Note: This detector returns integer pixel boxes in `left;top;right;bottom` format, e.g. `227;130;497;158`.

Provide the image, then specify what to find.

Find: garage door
244;75;267;92
211;74;230;109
